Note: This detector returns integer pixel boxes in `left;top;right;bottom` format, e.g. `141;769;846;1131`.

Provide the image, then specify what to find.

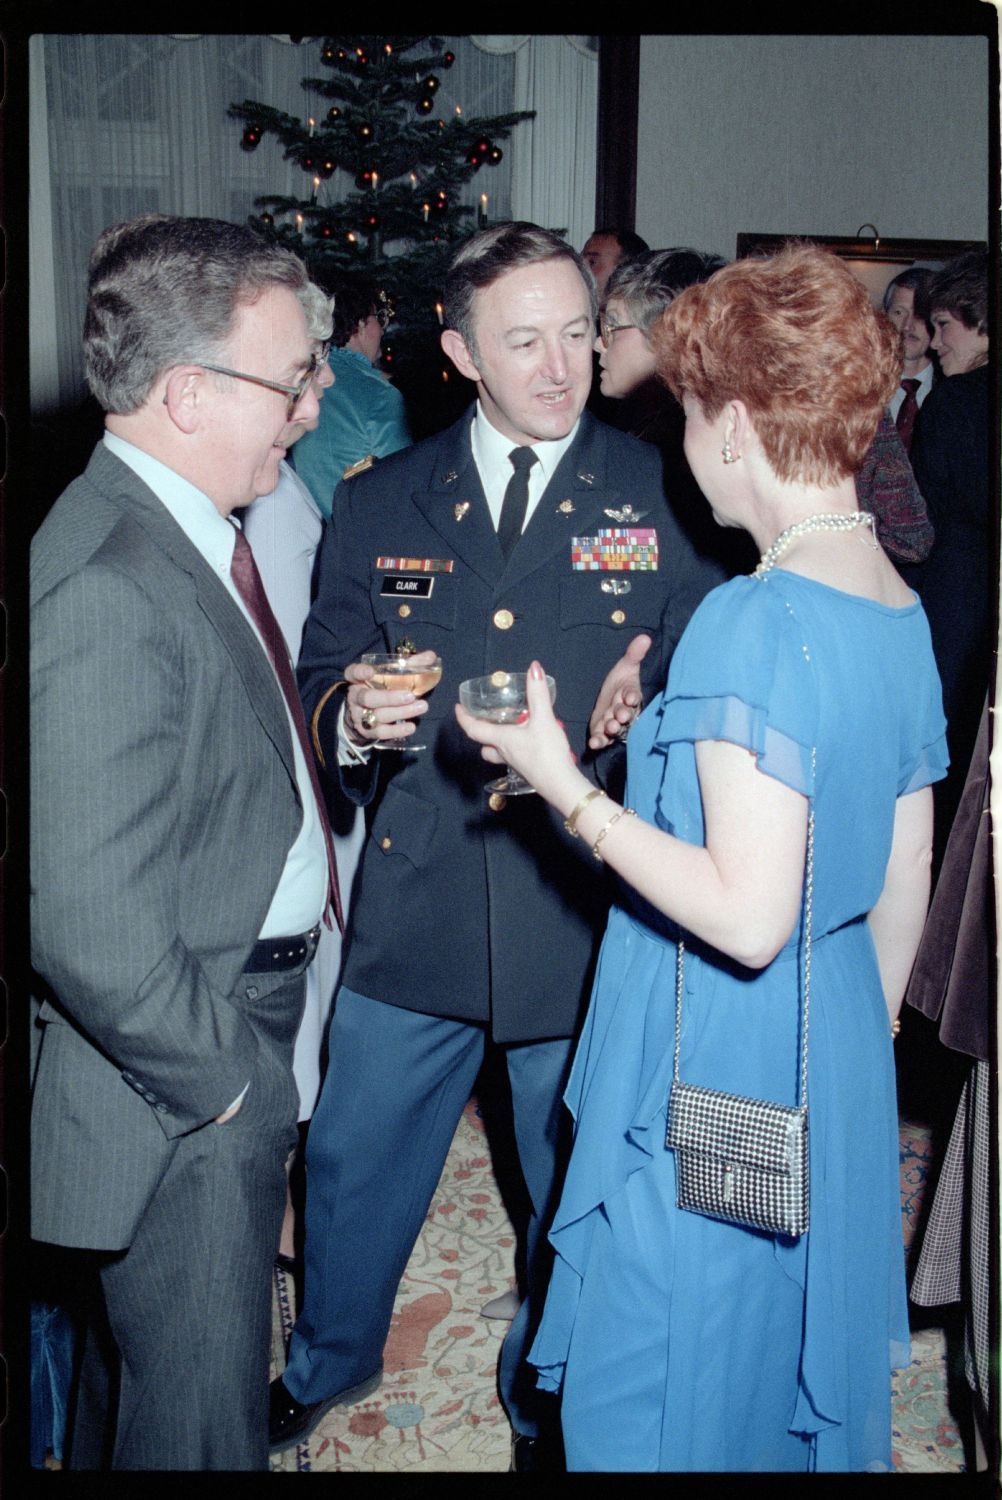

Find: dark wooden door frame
595;37;641;231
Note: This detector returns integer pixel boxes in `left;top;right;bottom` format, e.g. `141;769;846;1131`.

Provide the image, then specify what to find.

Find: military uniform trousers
283;987;574;1437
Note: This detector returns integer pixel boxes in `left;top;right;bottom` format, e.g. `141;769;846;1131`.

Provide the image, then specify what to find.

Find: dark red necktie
895;379;921;453
230;525;343;933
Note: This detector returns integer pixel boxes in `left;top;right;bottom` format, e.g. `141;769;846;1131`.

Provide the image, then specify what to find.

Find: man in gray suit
30;214;339;1470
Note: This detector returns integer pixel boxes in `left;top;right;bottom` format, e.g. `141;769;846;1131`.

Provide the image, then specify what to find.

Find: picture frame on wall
735;233;988;308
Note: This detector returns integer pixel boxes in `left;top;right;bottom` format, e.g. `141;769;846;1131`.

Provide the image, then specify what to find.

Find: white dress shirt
470;405;579;531
888;360;934;422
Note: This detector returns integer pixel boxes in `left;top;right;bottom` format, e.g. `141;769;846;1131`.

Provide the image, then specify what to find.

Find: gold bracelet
564;786;607;837
891;1017;901;1039
592;806;636;861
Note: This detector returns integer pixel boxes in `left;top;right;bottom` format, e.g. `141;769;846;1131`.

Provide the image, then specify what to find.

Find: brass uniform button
493;608;514;630
380;835;393;850
611;609;626;625
397;604;412;619
488;793;507;812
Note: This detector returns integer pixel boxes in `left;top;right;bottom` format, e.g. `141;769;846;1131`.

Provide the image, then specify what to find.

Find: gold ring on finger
360;707;378;730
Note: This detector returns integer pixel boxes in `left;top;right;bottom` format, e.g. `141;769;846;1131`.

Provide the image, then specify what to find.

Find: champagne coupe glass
360;652;443;751
458;670;557;796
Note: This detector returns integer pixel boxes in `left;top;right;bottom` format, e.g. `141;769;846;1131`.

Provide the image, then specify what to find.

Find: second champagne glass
458;670;557;796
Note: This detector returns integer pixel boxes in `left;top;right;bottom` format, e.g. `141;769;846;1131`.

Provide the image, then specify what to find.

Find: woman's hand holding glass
455;661;592;813
345;648;441;750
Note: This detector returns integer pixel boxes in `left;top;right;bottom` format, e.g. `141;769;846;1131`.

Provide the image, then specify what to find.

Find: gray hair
443;221;596;360
604;248;728;338
83;213;310;413
301;279;335;343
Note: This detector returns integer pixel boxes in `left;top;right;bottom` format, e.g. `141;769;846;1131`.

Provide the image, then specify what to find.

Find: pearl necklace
754;511;878;577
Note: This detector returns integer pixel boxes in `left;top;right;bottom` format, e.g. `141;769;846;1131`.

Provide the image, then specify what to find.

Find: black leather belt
244;923;321;973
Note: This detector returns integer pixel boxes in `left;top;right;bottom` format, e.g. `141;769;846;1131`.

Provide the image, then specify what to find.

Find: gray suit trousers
68;966;305;1471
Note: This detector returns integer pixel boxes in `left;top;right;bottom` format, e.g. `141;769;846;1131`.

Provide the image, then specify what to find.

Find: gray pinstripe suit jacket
30;443;304;1250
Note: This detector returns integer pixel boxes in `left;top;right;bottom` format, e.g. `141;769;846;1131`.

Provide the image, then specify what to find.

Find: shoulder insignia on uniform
342;454;375;480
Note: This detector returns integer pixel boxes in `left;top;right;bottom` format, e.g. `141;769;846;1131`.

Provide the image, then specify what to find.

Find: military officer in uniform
269;222;721;1468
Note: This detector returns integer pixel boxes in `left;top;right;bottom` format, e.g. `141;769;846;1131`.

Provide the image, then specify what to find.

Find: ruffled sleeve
652;577;817;827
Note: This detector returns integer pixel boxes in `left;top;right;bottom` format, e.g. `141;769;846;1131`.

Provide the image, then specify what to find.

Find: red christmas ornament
241;125;262;152
476;138;490;155
302;154;315;171
442;50;455;68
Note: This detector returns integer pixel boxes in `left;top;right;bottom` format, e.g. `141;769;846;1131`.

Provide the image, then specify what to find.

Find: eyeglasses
197;351;320;420
599;318;640;348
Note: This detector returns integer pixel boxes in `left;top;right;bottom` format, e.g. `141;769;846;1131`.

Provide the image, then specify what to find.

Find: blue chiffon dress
529;570;947;1471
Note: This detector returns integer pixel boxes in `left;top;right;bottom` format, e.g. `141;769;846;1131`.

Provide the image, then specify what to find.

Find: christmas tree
230;36;534;430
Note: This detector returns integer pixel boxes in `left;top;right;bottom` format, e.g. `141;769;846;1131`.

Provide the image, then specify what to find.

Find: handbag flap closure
666;1081;806;1176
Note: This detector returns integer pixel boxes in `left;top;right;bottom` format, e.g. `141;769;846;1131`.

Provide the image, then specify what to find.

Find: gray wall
636;34;990;259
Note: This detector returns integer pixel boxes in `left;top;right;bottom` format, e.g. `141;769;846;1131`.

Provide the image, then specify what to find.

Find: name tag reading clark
380;575;435;598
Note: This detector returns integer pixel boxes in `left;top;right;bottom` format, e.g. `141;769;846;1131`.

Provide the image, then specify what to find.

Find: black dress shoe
510;1429;566;1473
269;1369;383;1453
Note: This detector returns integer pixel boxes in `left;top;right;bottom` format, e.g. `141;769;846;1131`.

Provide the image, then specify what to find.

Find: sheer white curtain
32;34;309;412
472;36;598;251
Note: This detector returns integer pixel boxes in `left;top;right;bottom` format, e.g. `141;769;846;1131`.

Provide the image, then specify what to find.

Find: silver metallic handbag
665;769;814;1238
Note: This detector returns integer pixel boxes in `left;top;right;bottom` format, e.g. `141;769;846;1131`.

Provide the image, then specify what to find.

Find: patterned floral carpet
270;1103;968;1474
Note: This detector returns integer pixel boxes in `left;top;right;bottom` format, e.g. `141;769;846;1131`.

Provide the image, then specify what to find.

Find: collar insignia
442;470;459;485
557;499;575;514
454;501;470;521
577;470;595;485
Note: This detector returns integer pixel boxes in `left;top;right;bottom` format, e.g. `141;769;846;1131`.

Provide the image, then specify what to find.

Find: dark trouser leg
283;989;486;1405
498;1035;574;1437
